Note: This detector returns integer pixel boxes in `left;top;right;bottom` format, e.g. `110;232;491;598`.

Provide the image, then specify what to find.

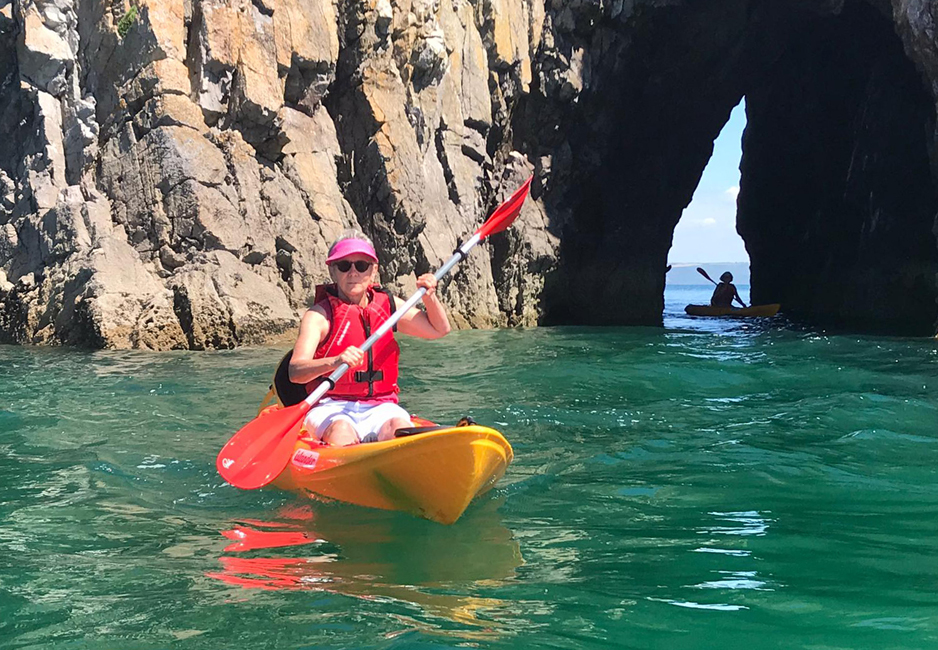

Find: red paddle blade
476;176;533;239
217;401;311;490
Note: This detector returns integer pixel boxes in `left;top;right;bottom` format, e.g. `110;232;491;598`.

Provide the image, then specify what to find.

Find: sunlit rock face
0;0;555;348
0;0;936;348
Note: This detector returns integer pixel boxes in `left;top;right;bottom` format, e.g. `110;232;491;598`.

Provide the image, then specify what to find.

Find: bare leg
376;416;414;442
322;420;360;446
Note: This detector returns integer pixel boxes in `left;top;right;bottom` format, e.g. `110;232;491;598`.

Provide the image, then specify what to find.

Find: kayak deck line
684;303;781;318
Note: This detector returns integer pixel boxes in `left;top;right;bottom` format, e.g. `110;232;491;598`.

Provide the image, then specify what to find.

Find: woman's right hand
336;346;365;369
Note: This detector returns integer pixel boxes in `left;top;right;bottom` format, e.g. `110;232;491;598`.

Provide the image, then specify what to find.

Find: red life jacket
307;284;400;401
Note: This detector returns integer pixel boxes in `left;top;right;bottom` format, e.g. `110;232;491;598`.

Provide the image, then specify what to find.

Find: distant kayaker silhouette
288;230;452;446
697;268;747;308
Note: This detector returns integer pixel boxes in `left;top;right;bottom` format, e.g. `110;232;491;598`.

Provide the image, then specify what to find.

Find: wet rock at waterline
1;0;936;348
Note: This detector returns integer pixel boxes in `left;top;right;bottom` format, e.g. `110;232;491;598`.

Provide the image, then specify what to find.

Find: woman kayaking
710;271;748;308
288;230;451;446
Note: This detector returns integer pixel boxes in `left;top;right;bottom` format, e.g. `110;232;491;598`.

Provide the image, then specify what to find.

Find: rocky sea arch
1;0;935;348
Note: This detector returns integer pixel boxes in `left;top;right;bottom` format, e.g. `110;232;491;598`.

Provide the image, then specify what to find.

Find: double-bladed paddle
217;176;534;490
696;267;717;285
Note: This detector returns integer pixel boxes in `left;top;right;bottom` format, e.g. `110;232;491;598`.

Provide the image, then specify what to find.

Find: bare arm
396;274;452;339
733;287;747;308
288;307;365;384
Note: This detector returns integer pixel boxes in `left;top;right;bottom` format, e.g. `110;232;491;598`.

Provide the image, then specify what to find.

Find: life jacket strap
354;369;385;382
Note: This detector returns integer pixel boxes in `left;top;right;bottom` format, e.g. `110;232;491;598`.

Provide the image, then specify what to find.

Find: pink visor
326;238;378;264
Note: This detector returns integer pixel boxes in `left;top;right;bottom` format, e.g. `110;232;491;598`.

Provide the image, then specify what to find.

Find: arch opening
667;99;749;295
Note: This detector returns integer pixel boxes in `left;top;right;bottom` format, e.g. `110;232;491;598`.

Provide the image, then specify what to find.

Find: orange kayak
685;303;781;317
271;422;513;525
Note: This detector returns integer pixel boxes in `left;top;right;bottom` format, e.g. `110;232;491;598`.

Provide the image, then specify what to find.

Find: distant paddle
696;267;718;285
216;177;534;490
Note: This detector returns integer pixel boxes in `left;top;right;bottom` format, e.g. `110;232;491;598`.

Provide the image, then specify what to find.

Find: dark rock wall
0;10;39;224
525;0;789;326
739;1;938;334
524;0;938;335
528;0;787;325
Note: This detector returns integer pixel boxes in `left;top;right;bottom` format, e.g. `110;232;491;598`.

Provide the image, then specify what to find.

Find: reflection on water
692;570;768;591
208;499;524;638
648;510;776;613
699;510;771;537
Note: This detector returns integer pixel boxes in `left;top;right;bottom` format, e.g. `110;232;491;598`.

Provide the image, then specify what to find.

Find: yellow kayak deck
272;425;513;525
685;303;781;317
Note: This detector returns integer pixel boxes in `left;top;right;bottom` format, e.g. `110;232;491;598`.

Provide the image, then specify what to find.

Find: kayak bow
270;419;513;525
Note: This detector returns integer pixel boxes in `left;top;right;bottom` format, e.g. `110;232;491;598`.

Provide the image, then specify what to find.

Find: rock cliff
1;0;936;347
739;1;938;334
0;0;557;348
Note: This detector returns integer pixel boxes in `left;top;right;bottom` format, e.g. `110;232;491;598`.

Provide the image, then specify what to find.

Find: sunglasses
333;260;373;273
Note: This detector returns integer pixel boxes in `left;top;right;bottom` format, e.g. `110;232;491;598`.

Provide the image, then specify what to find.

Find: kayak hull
684;303;780;317
272;425;513;525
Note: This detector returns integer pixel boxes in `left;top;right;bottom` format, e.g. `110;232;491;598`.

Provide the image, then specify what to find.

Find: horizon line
668;261;750;266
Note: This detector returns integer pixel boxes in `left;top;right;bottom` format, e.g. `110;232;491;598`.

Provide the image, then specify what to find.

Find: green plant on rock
117;5;138;39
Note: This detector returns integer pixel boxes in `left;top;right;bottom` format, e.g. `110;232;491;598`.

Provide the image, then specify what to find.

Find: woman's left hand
416;273;438;298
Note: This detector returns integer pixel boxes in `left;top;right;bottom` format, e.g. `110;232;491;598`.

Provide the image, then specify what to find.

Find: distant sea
668;262;750;285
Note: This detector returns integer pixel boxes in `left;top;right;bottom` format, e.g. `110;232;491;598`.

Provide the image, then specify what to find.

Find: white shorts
303;398;411;442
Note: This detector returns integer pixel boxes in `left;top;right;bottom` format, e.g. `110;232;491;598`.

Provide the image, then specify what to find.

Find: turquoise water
3;286;938;649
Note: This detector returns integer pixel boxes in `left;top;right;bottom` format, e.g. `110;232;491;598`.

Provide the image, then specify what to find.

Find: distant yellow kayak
685;303;781;317
271;422;513;525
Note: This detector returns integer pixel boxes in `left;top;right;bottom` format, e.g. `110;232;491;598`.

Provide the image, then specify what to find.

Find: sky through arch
668;100;748;265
